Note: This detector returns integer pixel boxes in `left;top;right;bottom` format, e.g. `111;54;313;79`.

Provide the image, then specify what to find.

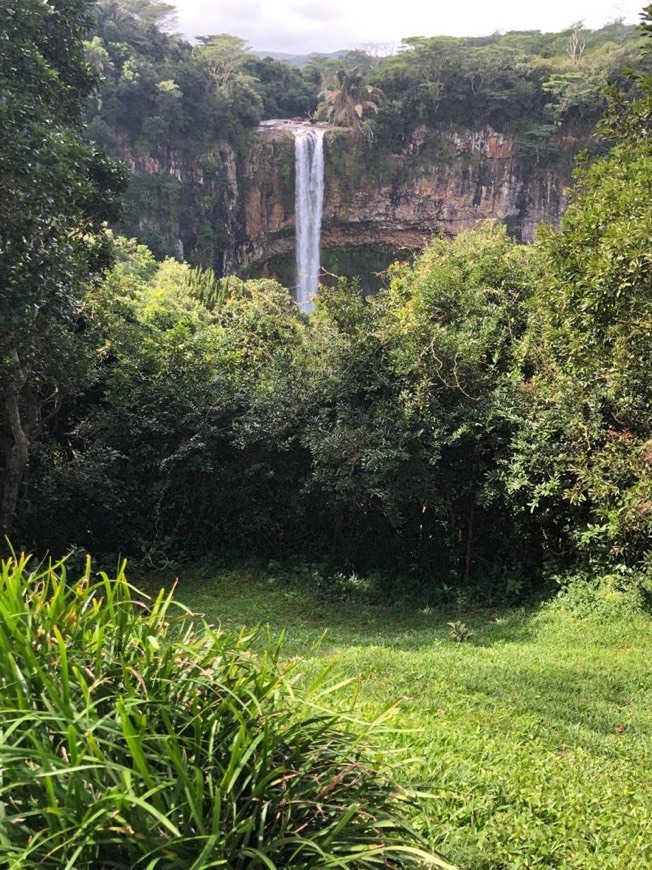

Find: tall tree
197;34;251;87
516;5;652;567
0;0;127;537
97;0;177;31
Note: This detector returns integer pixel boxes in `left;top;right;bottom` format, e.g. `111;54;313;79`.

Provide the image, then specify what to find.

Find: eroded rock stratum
120;121;571;274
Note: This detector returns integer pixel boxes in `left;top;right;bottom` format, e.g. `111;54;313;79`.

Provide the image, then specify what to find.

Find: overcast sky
169;0;645;54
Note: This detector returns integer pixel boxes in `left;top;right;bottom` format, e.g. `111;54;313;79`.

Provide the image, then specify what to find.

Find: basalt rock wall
117;122;571;274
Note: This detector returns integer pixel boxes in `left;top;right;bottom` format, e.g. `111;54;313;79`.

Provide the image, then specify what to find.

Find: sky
169;0;646;54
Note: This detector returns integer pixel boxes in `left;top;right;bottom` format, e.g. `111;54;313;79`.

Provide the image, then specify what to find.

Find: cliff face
117;122;570;273
228;121;568;271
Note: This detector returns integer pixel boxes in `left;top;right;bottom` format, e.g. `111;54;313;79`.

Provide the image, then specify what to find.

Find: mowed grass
140;561;652;869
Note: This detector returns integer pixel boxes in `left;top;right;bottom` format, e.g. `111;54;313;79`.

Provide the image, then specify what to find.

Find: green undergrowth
141;560;652;869
0;554;451;869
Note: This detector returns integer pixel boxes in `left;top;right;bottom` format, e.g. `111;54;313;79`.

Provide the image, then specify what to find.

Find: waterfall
294;127;325;312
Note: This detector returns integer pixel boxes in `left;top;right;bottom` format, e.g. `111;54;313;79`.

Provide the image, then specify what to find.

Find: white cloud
290;2;344;23
171;0;645;53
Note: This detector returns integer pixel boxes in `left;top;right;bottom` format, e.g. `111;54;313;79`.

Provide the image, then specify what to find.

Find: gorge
119;121;572;285
89;12;639;293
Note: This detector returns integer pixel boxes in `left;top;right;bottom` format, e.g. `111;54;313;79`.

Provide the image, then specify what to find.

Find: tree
0;0;127;537
514;5;652;567
317;67;384;130
242;55;317;119
97;0;177;33
566;22;588;64
301;224;540;578
197;34;251;88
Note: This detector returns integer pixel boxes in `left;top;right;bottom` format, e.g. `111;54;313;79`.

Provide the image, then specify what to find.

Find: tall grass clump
0;554;453;869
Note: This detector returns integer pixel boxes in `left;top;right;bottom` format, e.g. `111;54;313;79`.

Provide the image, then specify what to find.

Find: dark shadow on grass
137;564;543;652
455;655;649;742
136;564;652;744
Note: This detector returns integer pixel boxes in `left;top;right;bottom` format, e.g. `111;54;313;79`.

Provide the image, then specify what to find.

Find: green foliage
10;10;652;598
154;562;652;870
18;225;543;592
185;265;230;310
87;10;263;154
19;258;316;557
79;9;646;282
512;13;652;570
316;67;384;131
243;55;317;119
297;224;540;577
84;6;320;263
369;25;640;153
0;0;127;535
446;620;473;643
548;569;651;620
197;33;252;87
0;553;450;868
85;7;319;150
84;10;645;272
120;173;183;258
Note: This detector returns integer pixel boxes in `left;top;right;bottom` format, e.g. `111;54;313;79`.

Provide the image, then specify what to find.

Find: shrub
0;554;453;868
447;621;473;643
547;569;651;621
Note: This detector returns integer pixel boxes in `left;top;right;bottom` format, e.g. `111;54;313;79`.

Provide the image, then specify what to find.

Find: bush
0;554;453;868
547;569;651;620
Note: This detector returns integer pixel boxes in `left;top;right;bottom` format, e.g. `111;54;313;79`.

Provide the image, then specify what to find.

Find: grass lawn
140;561;652;869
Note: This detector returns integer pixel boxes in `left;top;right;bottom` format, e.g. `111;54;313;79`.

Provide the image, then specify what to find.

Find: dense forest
1;0;651;604
86;2;641;154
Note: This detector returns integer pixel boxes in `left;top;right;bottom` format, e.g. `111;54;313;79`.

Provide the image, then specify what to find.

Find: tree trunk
0;353;38;539
464;501;475;582
0;402;30;537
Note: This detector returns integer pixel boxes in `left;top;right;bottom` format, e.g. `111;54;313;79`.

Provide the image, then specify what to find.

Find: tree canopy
512;6;652;568
0;0;127;536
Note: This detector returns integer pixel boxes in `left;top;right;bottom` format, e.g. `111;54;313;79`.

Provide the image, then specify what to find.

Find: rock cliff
230;121;567;271
117;121;571;274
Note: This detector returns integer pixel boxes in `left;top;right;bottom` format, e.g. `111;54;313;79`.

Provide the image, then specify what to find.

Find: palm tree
96;0;176;42
317;67;384;130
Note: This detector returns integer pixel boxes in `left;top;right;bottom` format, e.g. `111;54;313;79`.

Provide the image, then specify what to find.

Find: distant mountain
250;49;351;68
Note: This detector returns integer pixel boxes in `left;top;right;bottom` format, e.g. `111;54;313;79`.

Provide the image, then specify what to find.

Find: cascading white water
294;127;325;312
